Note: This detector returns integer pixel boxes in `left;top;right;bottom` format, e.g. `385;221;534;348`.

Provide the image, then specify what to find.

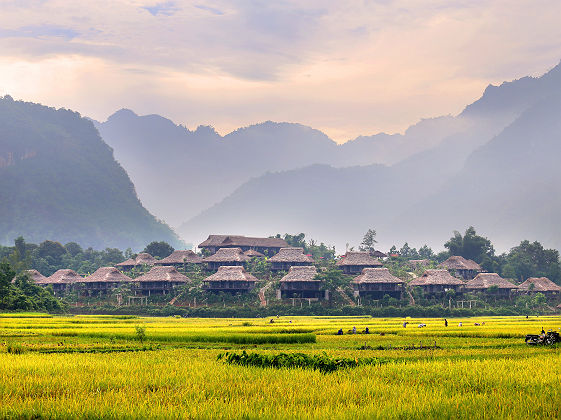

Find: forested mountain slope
0;96;183;250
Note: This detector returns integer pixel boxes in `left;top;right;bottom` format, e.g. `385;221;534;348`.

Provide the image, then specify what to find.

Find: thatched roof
439;256;482;271
24;269;48;284
155;250;202;265
204;266;258;282
280;266;319;283
465;273;518;290
204;247;250;263
135;253;157;265
47;269;83;284
518;277;561;292
199;235;288;248
336;252;382;267
372;250;388;258
83;267;131;283
409;269;465;286
116;258;136;267
116;253;157;268
269;247;314;263
353;268;404;284
134;266;190;283
244;249;265;258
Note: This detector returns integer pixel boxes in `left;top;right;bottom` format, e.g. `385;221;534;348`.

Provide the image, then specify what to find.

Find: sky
0;1;560;142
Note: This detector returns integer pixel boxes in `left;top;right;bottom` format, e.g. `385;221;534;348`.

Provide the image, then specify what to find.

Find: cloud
195;4;223;15
142;2;180;16
0;0;560;140
0;24;78;40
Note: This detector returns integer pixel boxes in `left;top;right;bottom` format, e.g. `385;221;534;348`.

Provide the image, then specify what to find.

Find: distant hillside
391;92;561;251
0;96;183;250
95;108;469;227
178;60;561;251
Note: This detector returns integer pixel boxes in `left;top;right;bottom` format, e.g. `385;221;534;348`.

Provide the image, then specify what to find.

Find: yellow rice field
0;314;560;419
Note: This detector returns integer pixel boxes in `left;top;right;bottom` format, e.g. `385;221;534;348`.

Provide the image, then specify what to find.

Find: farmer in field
444;319;448;327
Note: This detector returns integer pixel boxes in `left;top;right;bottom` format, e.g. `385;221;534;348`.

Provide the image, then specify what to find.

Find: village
21;234;561;310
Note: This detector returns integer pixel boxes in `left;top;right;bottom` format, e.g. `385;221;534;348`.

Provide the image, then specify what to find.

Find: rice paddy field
1;314;560;419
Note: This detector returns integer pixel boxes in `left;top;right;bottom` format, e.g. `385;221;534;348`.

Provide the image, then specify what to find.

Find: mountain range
0;96;184;250
177;61;561;252
95;61;561;251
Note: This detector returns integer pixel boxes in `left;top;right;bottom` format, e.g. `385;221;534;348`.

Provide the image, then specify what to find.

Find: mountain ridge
0;96;184;250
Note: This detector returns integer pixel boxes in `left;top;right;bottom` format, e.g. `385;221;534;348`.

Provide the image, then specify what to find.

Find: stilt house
133;266;190;296
439;256;482;280
336;251;382;274
269;247;314;272
44;269;83;296
199;235;288;255
278;266;324;299
517;277;561;296
154;250;203;267
352;268;404;299
202;266;258;293
465;273;518;297
23;269;47;284
116;253;157;271
81;267;131;296
409;269;465;296
203;247;250;271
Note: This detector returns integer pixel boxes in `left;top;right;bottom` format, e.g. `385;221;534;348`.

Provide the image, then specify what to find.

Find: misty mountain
95;108;469;226
178;61;561;251
0;96;183;250
391;92;561;251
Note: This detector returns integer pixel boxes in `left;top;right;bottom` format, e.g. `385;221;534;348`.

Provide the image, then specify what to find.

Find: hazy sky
1;1;560;142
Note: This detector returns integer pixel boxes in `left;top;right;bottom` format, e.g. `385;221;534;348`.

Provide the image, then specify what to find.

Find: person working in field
444;319;448;327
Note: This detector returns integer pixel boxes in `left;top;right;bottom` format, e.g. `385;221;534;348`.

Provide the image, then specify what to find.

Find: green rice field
0;314;560;419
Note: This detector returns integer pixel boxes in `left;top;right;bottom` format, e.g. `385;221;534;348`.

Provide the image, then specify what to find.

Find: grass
0;315;560;418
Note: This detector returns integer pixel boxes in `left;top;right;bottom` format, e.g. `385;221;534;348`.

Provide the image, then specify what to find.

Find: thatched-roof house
154;250;203;267
352;268;404;299
518;277;561;295
465;273;518;297
133;266;190;295
336;252;382;274
439;256;482;279
24;269;48;284
244;249;265;258
203;247;250;271
44;269;83;296
199;235;288;255
80;267;131;295
278;266;324;300
409;269;465;295
269;247;314;272
203;266;258;293
116;253;157;270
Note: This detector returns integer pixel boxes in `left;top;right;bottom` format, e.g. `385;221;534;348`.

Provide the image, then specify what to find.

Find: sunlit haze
1;1;560;141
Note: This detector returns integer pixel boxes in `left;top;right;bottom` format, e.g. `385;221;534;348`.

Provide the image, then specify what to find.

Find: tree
399;243;419;259
505;240;561;283
359;229;377;253
280;233;306;248
143;241;174;259
444;227;494;263
0;261;15;301
64;242;83;257
418;245;434;259
315;268;349;292
37;240;67;263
